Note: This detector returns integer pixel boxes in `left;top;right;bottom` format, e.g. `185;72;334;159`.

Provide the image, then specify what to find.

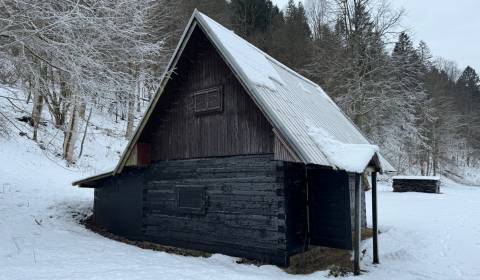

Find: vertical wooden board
140;27;274;161
125;144;138;166
283;162;308;255
94;168;144;239
348;173;367;228
372;172;379;264
307;168;353;250
274;134;301;163
137;143;151;166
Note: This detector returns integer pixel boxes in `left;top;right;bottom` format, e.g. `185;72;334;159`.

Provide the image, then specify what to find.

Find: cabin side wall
283;163;308;255
306;168;353;250
142;154;289;266
93;168;144;240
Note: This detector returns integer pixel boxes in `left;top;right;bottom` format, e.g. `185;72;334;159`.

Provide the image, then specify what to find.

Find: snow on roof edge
393;175;440;180
307;125;379;173
72;170;113;187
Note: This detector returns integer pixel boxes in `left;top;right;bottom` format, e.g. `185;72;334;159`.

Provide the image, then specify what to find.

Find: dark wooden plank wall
283;163;308;255
392;178;440;193
142;154;290;266
307;169;353;250
140;27;274;161
93;168;144;240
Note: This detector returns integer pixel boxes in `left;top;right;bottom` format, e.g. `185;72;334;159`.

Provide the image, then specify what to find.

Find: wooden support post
354;173;362;275
372;171;379;264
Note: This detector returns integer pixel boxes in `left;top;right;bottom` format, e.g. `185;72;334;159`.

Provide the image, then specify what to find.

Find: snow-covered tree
0;0;170;162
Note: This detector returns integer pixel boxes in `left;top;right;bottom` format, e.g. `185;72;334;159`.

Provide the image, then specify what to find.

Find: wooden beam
354;173;362;275
372;171;379;264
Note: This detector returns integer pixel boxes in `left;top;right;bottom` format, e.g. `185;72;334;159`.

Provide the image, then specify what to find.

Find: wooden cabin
393;176;440;193
73;11;395;273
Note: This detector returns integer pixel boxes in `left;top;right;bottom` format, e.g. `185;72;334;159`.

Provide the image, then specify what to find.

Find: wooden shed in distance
73;10;395;274
393;176;441;193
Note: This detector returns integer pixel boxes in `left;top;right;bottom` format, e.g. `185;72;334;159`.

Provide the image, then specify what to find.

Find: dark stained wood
392;178;440;193
93;167;144;240
125;143;151;167
142;154;289;266
353;174;361;276
372;171;379;264
307;168;353;250
283;163;307;256
140;27;274;161
137;143;151;166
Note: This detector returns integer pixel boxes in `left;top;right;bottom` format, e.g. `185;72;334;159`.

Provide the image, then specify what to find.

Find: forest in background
0;0;479;176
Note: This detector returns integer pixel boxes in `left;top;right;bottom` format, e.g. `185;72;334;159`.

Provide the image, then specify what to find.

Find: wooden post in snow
354;173;362;275
372;171;379;264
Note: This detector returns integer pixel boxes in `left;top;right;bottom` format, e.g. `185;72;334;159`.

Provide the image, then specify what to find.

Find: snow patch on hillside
0;85;129;181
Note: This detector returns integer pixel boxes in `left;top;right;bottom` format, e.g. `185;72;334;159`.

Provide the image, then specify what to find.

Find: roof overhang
72;171;113;188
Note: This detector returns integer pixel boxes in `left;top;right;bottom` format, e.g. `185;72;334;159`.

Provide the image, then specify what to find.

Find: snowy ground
2;87;480;279
1;134;480;280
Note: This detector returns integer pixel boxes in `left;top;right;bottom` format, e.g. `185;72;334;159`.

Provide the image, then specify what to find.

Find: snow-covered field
2;86;480;280
1;133;480;280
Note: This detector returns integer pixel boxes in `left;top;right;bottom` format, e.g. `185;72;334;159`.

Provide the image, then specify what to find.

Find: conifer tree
456;66;480;166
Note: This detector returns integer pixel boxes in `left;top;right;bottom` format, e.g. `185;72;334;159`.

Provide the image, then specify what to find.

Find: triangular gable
114;10;307;175
74;10;394;186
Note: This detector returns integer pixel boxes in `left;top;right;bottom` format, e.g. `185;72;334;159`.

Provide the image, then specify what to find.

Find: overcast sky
272;0;480;72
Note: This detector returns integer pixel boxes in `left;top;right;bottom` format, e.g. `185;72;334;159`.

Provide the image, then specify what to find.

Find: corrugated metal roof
195;11;395;173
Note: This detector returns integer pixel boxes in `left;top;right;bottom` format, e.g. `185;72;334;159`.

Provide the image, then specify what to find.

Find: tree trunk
125;93;135;139
57;74;72;128
31;89;44;141
78;98;86;120
31;62;49;141
136;68;142;113
63;105;78;164
78;107;92;159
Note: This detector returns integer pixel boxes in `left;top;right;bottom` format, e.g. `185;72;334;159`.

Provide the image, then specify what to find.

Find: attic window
194;86;223;114
175;186;206;214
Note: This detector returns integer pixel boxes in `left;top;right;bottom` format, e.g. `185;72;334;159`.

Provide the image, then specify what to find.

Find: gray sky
272;0;480;72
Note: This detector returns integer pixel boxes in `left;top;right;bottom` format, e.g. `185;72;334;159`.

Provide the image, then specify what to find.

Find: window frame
175;185;207;214
193;85;224;115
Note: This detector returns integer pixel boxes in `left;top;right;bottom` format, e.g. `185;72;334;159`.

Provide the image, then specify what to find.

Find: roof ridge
195;11;322;91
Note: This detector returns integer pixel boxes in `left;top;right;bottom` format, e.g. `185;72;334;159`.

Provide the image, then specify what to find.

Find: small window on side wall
194;86;223;115
175;186;207;214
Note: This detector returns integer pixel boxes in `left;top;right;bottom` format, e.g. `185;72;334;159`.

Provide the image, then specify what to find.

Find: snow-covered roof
393;176;440;181
74;10;395;186
193;11;394;173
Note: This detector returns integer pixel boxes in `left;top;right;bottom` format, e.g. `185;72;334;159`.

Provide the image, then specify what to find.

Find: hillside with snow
1;86;480;279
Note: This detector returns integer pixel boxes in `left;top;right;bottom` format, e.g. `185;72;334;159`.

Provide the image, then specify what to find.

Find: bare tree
0;0;171;161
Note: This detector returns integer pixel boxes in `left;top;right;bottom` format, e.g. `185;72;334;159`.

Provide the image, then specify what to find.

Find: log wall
142;154;289;266
393;178;440;193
